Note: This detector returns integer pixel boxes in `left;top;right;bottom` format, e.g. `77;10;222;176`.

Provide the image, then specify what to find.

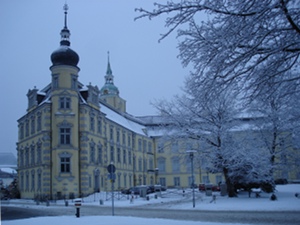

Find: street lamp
187;150;196;208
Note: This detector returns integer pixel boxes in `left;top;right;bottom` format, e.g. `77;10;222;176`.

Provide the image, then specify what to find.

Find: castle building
16;5;159;199
17;5;300;199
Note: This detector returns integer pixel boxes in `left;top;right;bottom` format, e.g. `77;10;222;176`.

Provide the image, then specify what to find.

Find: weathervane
63;3;69;12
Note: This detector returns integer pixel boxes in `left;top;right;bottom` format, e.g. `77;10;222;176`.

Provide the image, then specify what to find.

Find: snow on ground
2;184;300;225
1;216;249;225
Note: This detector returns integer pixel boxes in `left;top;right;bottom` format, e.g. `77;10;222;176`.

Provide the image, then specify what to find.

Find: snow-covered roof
100;103;147;136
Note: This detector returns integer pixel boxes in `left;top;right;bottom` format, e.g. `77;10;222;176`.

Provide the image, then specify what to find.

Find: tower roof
50;4;79;68
100;52;119;96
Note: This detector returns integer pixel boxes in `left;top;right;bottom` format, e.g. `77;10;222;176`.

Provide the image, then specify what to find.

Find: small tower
100;52;126;112
49;4;81;198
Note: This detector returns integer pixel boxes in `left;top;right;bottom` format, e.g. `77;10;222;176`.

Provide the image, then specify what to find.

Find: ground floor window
60;157;71;173
174;177;180;187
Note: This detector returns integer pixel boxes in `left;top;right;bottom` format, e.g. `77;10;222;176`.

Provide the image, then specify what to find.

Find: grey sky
0;0;188;155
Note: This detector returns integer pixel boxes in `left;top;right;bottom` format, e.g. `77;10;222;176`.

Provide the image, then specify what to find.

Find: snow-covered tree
136;0;300;100
249;77;300;183
155;79;273;196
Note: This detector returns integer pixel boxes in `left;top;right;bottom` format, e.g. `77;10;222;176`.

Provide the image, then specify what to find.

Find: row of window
157;157;194;173
19;113;42;139
19;169;42;192
137;139;153;153
19;142;42;168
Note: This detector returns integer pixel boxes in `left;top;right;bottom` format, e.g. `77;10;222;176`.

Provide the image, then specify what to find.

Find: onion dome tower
50;4;79;68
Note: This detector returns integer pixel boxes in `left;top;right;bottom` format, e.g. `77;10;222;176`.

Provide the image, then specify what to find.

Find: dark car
121;187;140;195
275;178;288;185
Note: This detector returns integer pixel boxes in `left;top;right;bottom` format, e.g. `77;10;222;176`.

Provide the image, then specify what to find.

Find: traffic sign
107;164;116;173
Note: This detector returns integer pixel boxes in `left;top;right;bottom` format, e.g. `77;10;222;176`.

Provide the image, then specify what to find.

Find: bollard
74;198;82;218
75;208;80;218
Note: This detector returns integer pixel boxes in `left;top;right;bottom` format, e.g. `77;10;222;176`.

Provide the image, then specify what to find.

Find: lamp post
187;150;196;208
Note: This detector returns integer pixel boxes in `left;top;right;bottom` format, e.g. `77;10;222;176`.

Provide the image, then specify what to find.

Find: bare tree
136;0;300;99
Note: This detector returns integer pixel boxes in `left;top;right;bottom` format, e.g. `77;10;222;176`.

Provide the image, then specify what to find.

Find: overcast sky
0;0;189;155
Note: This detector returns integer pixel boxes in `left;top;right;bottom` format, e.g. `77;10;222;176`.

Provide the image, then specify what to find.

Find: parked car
199;183;220;192
121;187;140;195
275;178;288;185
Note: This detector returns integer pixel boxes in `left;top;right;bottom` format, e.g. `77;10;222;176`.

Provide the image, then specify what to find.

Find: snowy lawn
2;184;300;225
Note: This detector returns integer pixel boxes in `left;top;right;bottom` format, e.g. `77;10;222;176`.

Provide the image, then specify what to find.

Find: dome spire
106;51;113;76
50;4;79;68
100;51;119;96
60;3;71;46
63;3;68;28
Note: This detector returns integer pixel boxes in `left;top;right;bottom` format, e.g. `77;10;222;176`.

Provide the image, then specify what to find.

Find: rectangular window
25;148;29;166
138;159;142;172
90;145;95;163
60;157;71;173
52;76;58;88
128;151;132;165
138;139;142;152
159;177;166;187
25;120;29;137
110;146;114;162
148;142;152;153
123;149;126;164
25;174;29;191
143;140;147;152
37;145;42;164
149;158;154;170
90;117;95;132
98;145;103;164
97;119;102;134
122;133;126;145
117;148;121;163
128;135;131;148
110;127;114;141
117;131;120;143
172;158;180;172
20;151;24;167
31;118;35;135
37;173;41;191
37;114;42;131
20;124;24;139
59;97;71;109
31;174;35;192
174;177;180;186
31;146;35;165
71;76;77;89
158;158;166;173
20;175;24;191
60;128;71;145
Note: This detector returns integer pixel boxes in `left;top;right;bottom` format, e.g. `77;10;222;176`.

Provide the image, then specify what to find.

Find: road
1;204;300;225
